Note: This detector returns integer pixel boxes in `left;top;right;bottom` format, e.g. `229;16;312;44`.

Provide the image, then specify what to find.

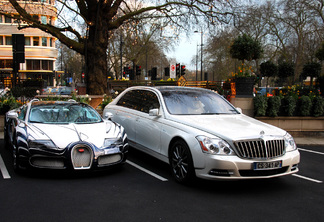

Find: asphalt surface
1;140;323;222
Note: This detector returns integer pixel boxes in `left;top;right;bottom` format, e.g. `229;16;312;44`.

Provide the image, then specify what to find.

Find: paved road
1;141;323;222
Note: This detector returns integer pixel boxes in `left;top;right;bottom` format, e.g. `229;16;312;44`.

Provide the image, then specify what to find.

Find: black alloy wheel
169;140;195;183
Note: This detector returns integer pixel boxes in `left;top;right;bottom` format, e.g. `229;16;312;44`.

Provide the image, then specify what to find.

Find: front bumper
21;142;129;170
195;150;300;180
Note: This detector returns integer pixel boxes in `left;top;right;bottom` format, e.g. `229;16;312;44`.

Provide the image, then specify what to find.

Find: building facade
0;0;58;88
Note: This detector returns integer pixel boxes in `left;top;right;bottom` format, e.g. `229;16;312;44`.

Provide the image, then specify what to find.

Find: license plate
253;160;282;170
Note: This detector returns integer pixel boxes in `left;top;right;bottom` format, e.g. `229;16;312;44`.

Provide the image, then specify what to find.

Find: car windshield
29;103;102;124
160;89;239;115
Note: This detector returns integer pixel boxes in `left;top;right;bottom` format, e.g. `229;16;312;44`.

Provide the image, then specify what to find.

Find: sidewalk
0;132;322;146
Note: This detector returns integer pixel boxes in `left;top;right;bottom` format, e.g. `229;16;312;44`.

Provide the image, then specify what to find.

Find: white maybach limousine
104;86;300;183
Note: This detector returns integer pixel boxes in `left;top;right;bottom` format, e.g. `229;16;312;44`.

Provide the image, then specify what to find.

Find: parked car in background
42;86;75;95
4;99;128;172
103;86;300;183
256;87;282;97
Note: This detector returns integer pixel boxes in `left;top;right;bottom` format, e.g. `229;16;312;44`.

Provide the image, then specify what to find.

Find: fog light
209;169;233;176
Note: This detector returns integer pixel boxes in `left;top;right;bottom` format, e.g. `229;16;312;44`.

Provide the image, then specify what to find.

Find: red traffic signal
181;65;186;75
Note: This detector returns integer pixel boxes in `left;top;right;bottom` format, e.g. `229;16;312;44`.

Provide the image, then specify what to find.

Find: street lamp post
194;30;203;81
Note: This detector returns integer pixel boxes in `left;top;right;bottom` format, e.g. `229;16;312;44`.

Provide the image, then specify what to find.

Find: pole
200;31;203;81
120;33;123;79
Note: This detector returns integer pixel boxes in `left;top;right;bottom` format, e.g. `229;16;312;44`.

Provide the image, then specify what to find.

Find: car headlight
284;133;297;152
196;136;235;155
103;136;123;148
29;140;57;149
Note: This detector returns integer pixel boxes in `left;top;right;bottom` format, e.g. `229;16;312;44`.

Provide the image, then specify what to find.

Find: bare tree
0;0;234;94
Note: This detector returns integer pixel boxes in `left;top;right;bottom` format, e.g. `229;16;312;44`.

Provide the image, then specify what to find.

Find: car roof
30;100;79;107
128;85;212;93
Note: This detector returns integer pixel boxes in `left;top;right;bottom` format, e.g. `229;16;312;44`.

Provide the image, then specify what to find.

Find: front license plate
253;160;282;170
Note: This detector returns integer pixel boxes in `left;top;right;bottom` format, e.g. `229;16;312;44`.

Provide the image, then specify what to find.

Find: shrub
267;96;281;117
280;96;297;116
298;96;312;116
253;95;268;116
0;94;22;115
312;96;324;117
100;95;112;110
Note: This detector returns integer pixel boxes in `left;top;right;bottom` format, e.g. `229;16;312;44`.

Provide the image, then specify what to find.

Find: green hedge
254;95;324;117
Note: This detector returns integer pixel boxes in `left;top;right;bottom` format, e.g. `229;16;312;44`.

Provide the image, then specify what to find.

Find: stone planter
256;116;324;137
234;77;255;98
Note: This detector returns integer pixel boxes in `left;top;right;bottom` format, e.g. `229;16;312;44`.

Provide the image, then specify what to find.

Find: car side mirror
236;107;243;114
149;108;160;116
7;111;18;119
104;112;113;120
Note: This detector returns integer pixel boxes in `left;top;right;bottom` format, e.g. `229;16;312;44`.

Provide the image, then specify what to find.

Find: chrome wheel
169;140;194;183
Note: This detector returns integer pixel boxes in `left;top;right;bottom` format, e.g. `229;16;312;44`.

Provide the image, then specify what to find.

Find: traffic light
165;67;170;76
81;72;85;83
181;65;186;75
176;63;180;76
136;65;141;75
151;67;157;80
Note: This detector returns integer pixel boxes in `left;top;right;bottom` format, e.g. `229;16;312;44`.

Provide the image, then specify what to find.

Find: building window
32;15;39;21
42;37;47;46
0;60;13;68
26;60;53;70
33;37;39;46
25;37;31;46
50;38;53;47
27;60;41;70
5;16;11;23
0;15;3;23
5;36;12;45
0;36;3;45
41;16;47;24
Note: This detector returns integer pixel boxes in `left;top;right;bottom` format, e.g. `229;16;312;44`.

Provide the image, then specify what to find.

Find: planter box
234;77;255;98
256;116;324;137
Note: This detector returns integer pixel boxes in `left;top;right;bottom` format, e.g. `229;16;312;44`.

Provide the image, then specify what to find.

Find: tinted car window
117;90;160;113
161;89;238;115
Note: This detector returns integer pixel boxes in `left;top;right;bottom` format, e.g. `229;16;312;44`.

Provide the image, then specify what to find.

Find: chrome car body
4;99;128;172
103;86;300;183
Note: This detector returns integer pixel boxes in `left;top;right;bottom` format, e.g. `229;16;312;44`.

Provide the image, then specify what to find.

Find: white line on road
292;174;323;184
126;160;168;182
298;148;324;156
0;154;11;179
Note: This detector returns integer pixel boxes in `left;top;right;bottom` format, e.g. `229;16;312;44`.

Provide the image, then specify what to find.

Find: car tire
169;140;195;184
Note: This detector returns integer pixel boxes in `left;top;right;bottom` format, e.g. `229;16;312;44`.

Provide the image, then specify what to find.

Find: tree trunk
86;42;108;95
85;4;109;95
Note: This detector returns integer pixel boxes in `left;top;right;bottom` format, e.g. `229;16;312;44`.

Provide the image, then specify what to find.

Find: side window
141;91;160;113
18;106;27;120
117;90;138;110
116;90;160;114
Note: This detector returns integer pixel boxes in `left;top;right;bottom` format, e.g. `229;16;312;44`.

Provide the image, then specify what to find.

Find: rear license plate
253;160;282;170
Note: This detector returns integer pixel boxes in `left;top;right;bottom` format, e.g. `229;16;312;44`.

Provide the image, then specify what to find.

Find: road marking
126;160;168;182
292;174;323;184
0;154;11;179
298;148;324;156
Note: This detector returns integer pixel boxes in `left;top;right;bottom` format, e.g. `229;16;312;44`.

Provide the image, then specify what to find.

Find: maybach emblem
260;130;265;136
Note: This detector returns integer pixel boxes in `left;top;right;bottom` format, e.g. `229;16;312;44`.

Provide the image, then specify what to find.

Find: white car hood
28;121;116;148
168;114;286;141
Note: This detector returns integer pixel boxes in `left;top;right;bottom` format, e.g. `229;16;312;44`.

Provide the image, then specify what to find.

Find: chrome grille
98;154;122;166
31;157;65;169
71;145;93;169
234;139;285;159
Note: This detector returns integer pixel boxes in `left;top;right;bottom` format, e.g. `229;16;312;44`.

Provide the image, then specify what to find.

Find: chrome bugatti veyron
4;99;128;172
